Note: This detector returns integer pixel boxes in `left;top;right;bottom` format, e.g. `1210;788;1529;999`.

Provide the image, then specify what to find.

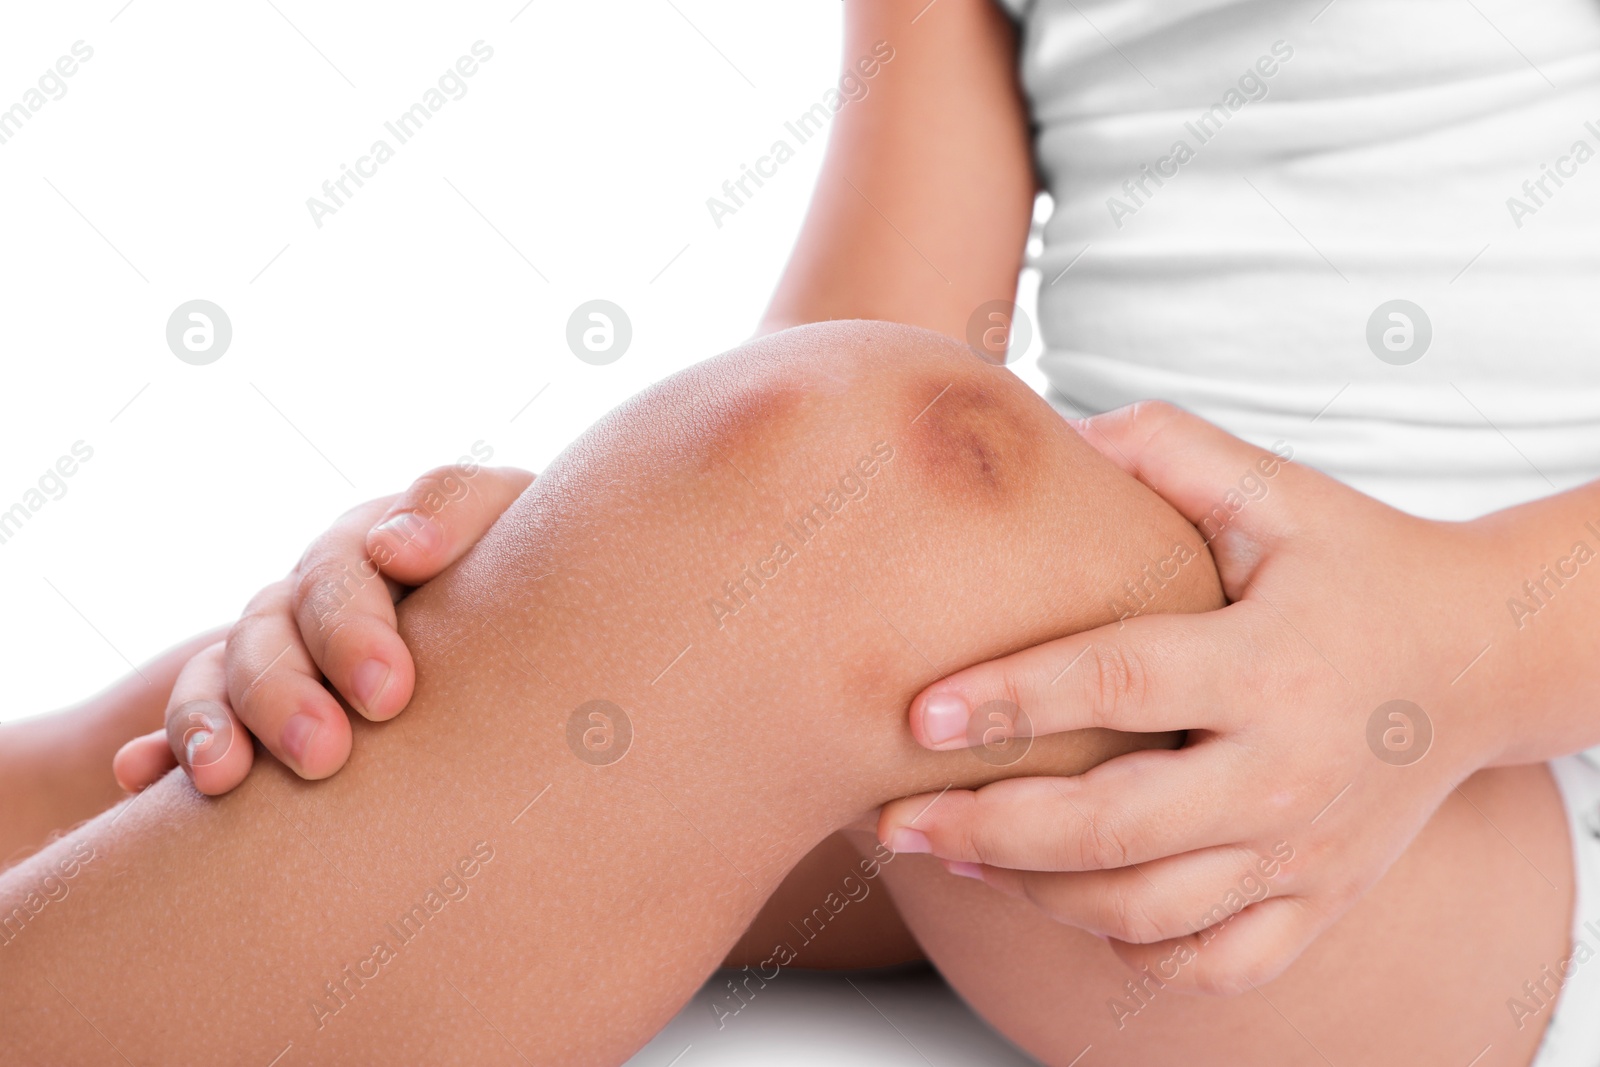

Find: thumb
1074;401;1296;541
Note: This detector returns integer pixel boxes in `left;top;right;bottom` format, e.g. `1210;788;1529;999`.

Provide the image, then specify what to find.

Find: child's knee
666;319;1064;528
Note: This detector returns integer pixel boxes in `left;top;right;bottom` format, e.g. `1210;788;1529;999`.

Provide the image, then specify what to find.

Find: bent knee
717;320;1214;593
634;319;1220;651
638;320;1077;517
581;318;1219;606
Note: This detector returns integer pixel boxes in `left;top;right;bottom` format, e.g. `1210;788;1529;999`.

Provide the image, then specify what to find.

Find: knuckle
1126;399;1185;441
405;464;476;511
316;611;368;654
227;585;292;650
224;615;255;652
1071;808;1132;871
953;796;995;864
995;670;1037;731
1104;885;1166;944
1085;644;1147;727
293;558;373;623
995;667;1023;709
1010;659;1063;725
1132;398;1182;423
233;663;279;708
1127;400;1200;464
954;821;989;866
292;517;360;573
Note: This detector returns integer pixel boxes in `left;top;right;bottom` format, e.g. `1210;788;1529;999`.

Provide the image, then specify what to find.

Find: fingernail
351;658;392;715
184;729;212;766
944;860;984;881
921;692;970;746
887;828;931;855
171;699;232;769
281;712;321;769
372;512;442;556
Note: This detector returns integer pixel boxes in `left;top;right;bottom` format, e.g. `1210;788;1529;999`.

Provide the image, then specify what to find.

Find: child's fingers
286;497;415;722
113;642;256;795
879;745;1245;873
225;583;352;780
112;731;176;792
970;844;1277;946
165;642;254;794
1107;894;1320;996
366;465;534;586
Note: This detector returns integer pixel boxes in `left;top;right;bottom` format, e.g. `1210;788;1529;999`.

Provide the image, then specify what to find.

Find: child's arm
0;626;224;869
760;0;1036;341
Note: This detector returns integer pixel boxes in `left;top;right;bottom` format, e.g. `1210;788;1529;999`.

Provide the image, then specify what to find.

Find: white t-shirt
998;0;1600;519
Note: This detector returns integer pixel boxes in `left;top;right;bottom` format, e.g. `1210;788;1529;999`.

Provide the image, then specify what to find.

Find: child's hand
878;402;1516;995
113;465;533;795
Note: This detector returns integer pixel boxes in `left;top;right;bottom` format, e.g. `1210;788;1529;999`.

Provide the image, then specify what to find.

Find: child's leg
0;320;1204;1064
0;322;1568;1067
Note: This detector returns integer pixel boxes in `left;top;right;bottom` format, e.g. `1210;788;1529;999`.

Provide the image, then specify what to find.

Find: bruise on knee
617;361;813;491
901;371;1050;506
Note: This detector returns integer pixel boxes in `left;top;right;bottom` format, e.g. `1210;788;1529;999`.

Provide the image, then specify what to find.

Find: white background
0;0;1048;721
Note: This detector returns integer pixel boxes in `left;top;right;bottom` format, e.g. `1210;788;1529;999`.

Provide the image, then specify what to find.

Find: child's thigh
886;761;1571;1066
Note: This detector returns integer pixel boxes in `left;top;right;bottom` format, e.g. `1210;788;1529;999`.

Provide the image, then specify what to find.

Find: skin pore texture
0;322;1571;1066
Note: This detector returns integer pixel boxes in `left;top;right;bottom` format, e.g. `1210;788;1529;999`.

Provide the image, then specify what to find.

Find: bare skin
0;322;1571;1066
3;2;1575;1062
0;628;224;868
59;0;1040;980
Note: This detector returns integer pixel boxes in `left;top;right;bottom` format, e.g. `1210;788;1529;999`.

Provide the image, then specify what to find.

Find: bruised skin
16;321;1559;1066
0;322;1225;1066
